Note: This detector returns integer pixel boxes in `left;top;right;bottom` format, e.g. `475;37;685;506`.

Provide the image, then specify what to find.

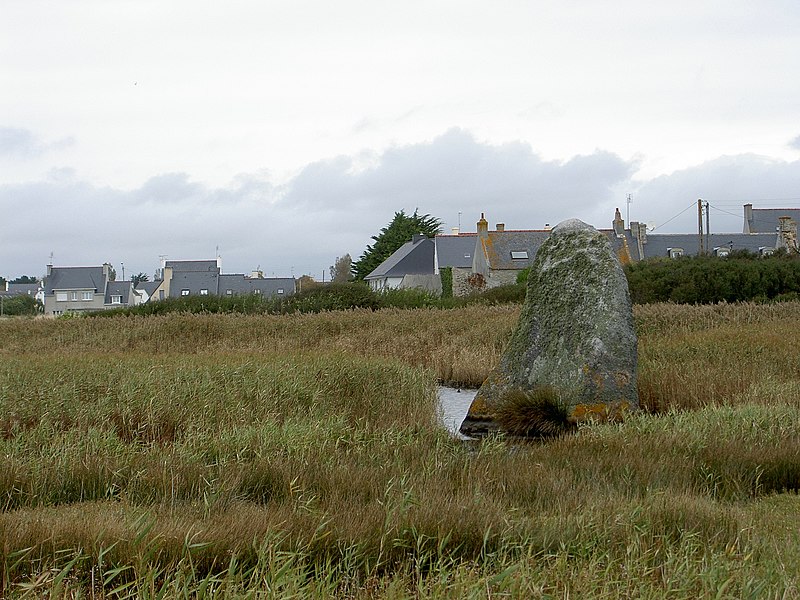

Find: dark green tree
352;210;442;280
10;275;38;284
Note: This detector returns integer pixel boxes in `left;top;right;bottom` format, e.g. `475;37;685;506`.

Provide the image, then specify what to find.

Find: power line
650;201;697;232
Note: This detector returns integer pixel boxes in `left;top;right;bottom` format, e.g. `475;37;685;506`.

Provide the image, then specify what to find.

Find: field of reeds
1;302;799;598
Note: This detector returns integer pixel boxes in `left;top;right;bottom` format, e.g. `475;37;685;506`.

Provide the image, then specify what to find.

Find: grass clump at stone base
0;302;799;597
493;387;575;438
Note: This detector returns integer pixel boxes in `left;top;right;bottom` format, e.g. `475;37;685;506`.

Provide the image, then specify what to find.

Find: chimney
477;213;489;239
613;207;624;236
451;227;460;236
495;223;505;232
102;262;112;280
778;216;798;251
412;233;426;243
251;270;264;279
743;203;754;233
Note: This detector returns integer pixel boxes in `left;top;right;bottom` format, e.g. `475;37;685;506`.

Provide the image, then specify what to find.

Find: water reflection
437;386;477;439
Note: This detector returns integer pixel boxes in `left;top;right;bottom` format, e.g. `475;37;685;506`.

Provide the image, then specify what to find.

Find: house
615;205;796;260
470;214;551;292
1;282;45;304
147;259;296;300
364;234;440;293
42;263;140;316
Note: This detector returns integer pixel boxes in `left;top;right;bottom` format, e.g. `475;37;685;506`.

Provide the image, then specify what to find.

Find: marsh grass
0;302;799;597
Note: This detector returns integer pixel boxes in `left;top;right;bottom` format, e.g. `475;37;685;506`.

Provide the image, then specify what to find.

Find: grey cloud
0;127;74;158
632;154;800;233
6;132;796;282
284;128;635;234
790;135;800;151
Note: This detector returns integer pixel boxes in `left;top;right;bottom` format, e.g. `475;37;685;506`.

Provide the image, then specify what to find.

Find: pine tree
352;210;442;280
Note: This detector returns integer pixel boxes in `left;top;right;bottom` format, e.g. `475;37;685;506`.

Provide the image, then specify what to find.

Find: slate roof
435;234;477;269
479;230;551;270
165;260;219;272
6;283;40;296
169;270;220;296
747;208;800;233
135;281;161;296
641;232;778;258
365;236;435;280
219;275;295;296
44;267;106;294
104;281;135;304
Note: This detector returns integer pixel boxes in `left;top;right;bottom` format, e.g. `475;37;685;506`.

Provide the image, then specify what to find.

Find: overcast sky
2;1;800;280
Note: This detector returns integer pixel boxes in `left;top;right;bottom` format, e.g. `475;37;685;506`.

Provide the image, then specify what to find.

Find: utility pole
626;193;633;224
698;199;705;255
705;201;710;256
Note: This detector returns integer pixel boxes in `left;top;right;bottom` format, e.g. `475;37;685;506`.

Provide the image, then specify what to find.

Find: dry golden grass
0;302;799;597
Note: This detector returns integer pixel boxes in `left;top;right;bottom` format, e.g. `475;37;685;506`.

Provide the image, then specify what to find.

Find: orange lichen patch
569;400;633;424
466;394;490;417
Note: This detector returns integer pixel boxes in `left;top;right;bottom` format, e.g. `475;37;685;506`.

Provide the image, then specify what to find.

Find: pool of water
437;386;478;438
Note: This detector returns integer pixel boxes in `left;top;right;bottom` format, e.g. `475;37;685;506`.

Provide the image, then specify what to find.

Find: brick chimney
495;223;505;232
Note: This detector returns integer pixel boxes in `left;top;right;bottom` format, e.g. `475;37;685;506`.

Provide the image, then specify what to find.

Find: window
200;289;209;295
254;289;262;295
70;291;79;301
226;289;233;295
181;289;190;296
56;292;68;302
464;253;471;259
510;251;529;260
111;295;122;304
81;291;93;301
667;248;684;259
277;288;284;294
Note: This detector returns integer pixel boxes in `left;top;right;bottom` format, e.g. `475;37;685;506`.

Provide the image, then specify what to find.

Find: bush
0;295;41;316
624;253;800;304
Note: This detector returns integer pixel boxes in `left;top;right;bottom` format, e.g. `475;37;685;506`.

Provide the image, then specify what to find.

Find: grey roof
169;270;220;297
479;230;551;270
747;208;800;233
365;237;435;280
135;281;161;296
165;260;219;272
6;283;40;296
640;232;778;258
105;281;135;304
44;266;106;294
435;234;477;269
219;275;296;296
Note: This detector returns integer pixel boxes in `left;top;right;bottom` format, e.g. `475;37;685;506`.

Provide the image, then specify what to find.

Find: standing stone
460;219;638;437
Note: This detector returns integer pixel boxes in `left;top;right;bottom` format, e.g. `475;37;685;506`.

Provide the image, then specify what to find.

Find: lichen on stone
460;219;639;437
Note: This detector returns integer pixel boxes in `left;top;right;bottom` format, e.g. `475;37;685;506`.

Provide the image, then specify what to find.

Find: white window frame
111;295;122;304
70;291;79;301
56;292;68;302
199;289;209;296
277;288;284;294
81;291;93;301
510;251;529;260
181;289;190;296
225;289;233;295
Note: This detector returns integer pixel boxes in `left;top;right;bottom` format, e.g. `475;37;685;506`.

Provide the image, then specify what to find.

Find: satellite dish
647;222;656;231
